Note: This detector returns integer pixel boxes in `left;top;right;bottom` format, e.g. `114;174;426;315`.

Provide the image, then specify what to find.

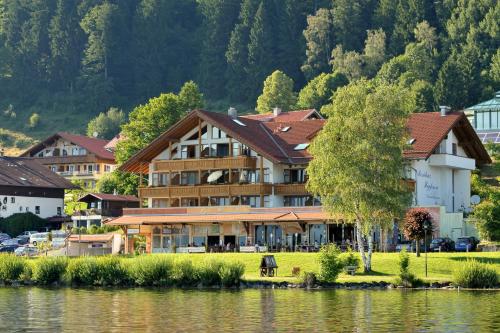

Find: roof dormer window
281;126;291;132
294;143;309;151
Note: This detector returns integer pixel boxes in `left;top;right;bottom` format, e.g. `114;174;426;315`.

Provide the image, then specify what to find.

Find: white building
0;156;77;219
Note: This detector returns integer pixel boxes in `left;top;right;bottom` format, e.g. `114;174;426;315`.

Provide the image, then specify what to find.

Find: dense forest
0;0;498;149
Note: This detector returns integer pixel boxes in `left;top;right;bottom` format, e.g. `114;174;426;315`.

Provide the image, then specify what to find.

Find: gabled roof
119;109;491;173
404;112;491;164
0;157;78;189
466;91;500;112
20;132;115;161
78;193;139;203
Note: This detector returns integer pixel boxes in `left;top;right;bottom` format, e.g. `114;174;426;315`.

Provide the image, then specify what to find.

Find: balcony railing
56;170;99;177
139;183;273;198
153;156;257;172
274;183;309;195
31;154;105;164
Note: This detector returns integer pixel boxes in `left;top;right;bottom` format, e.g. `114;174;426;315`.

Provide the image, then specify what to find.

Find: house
464;91;500;144
66;233;122;256
0;156;77;219
71;193;139;228
20;132;117;188
108;107;490;253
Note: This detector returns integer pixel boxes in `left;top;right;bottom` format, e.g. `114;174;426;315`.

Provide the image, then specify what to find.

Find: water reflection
0;288;498;332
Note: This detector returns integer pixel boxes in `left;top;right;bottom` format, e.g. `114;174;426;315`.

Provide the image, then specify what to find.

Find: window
35;206;40;214
294;143;309;151
210;143;229;157
187;125;207;140
281;126;290;132
452;143;457;155
11;197;15;204
57;207;62;215
241;196;260;208
284;169;307;183
51;166;57;172
232;119;246;127
95;164;100;172
210;197;230;206
284;196;319;207
105;165;111;172
152;199;168;208
79;148;87;155
62;149;68;156
407;138;416;145
25;207;29;212
37;151;44;157
152;173;169;186
241;145;252;157
72;148;79;155
88;164;93;173
232;142;240;156
181;172;198;185
211;126;226;139
181;198;198;207
181;145;196;159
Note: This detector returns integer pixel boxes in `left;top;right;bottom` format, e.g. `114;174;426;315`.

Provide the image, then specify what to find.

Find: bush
67;257;99;285
340;247;360;272
0;254;26;282
127;255;174;286
318;244;343;282
33;257;68;285
198;259;223;286
453;260;498;288
172;259;198;286
219;262;245;287
302;271;317;288
395;248;421;287
0;212;47;237
95;256;129;286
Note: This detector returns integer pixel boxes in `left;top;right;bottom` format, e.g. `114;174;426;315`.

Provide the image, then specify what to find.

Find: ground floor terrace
108;206;402;254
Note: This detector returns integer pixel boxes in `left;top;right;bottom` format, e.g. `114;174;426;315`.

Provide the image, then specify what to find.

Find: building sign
417;169;439;201
127;228;140;235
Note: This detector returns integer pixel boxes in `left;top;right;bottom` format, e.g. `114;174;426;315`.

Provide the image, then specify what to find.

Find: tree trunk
415;240;420;257
356;220;371;272
366;227;373;271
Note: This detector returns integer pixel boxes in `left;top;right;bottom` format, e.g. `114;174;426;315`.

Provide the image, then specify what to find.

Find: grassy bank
141;252;500;283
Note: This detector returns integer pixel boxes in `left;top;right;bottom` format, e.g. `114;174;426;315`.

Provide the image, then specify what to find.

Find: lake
0;288;498;332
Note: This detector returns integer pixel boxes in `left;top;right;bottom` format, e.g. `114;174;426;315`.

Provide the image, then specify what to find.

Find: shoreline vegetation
0;252;498;290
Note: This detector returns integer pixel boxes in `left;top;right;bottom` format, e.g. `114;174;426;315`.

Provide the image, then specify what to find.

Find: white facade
410;130;474;213
0;195;63;219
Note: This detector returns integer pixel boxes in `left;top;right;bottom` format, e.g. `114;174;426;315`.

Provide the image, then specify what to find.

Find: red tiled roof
404;112;490;163
241;109;321;122
79;193;139;202
21;132;115;161
119;109;490;173
104;134;124;151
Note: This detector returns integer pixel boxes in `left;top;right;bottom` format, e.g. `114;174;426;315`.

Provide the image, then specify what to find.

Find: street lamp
423;219;431;277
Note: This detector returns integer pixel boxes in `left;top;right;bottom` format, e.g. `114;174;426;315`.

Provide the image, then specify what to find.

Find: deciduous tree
256;70;296;114
403;208;433;257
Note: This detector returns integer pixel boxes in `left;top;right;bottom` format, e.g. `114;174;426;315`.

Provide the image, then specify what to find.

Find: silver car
14;246;38;257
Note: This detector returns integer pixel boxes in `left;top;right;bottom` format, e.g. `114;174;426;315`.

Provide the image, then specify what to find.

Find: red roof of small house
78;193;139;203
20;132;115;161
119;109;490;173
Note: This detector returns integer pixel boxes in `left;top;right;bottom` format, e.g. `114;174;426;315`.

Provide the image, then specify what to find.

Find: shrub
219;262;245;287
318;244;343;282
198;259;223;286
128;255;174;286
0;254;26;282
340;247;360;271
302;271;317;288
33;257;68;285
0;212;47;237
67;257;99;285
172;259;198;286
453;260;498;288
95;256;129;286
395;248;421;287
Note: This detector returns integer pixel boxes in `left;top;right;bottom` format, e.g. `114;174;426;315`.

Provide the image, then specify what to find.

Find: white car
14;246;38;257
20;231;39;237
29;232;50;246
51;231;68;248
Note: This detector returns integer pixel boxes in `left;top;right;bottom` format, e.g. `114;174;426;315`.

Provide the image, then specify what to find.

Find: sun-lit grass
128;252;500;283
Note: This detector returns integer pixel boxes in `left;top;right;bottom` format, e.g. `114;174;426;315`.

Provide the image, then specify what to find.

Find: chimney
439;105;451;116
228;107;237;119
273;107;282;117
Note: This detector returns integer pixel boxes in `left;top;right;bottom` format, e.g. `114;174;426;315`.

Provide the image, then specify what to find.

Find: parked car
396;241;413;252
455;237;479;252
19;231;39;237
29;232;50;246
51;231;68;248
0;233;11;242
14;246;38;257
430;238;455;252
0;244;19;253
1;237;28;246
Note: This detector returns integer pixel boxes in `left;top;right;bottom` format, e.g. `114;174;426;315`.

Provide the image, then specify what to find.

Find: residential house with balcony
71;193;139;228
108;107;490;253
20;132;117;188
0;156;77;219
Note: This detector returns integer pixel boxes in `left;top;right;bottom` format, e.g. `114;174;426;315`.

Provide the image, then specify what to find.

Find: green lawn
146;252;500;283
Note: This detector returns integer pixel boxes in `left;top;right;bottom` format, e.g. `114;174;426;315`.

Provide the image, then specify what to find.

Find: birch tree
306;80;413;272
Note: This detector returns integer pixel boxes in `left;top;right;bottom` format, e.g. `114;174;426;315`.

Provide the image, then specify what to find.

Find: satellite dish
470;195;480;205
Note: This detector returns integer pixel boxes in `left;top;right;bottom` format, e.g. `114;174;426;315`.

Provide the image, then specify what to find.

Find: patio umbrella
207;170;223;183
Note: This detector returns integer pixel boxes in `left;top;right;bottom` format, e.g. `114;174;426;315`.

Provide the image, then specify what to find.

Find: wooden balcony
274;183;310;195
153;156;257;172
139;183;273;198
30;154;109;165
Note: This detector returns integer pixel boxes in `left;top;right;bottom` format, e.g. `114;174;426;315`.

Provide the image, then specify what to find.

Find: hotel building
109;107;490;253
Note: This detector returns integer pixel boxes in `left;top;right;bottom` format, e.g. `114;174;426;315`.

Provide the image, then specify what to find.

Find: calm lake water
0;288;498;332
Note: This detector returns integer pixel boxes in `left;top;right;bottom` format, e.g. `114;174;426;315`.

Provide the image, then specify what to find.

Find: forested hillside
0;0;498;145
